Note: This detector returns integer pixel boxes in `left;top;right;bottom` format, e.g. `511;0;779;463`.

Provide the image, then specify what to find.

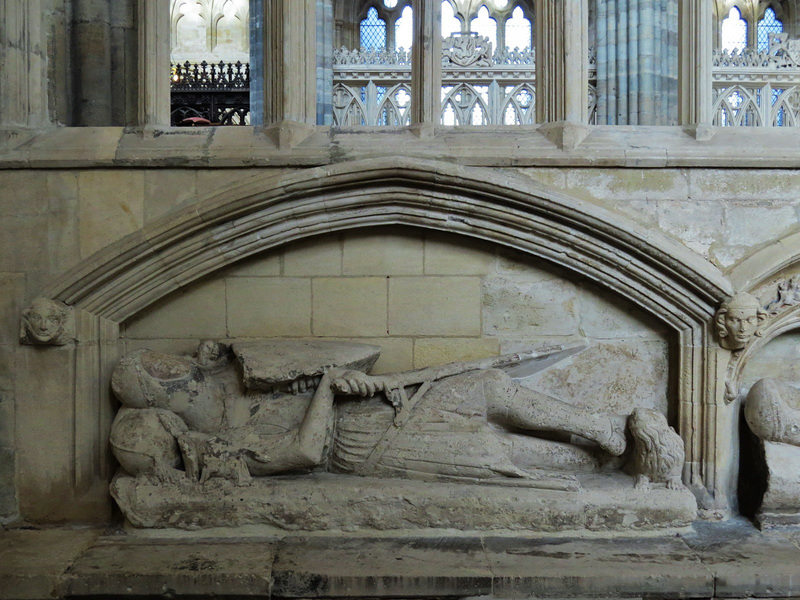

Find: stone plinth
757;441;800;528
111;471;697;532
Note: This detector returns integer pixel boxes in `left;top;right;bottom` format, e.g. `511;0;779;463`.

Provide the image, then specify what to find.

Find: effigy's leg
481;369;627;456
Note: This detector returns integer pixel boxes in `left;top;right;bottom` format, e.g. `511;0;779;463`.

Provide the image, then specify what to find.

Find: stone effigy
109;340;697;531
744;377;800;527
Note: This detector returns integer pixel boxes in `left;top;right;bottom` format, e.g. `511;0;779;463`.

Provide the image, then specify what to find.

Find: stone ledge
2;519;800;599
110;472;698;532
4;124;800;169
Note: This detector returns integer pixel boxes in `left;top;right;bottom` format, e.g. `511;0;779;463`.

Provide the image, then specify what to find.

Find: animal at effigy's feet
108;340;697;531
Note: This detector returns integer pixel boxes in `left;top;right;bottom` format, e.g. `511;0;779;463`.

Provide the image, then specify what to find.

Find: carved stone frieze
19;297;74;346
442;33;492;68
764;277;800;316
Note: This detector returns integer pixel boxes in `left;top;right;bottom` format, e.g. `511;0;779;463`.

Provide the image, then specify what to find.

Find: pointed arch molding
45;158;733;490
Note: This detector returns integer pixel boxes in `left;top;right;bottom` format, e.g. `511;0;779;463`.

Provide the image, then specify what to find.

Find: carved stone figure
745;378;800;447
715;292;767;351
627;408;685;491
19;297;73;345
744;378;800;527
110;341;627;484
109;340;697;530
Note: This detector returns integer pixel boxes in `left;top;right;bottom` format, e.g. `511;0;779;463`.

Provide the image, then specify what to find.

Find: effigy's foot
598;414;628;456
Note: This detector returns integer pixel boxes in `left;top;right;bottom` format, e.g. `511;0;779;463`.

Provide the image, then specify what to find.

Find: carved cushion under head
231;340;381;391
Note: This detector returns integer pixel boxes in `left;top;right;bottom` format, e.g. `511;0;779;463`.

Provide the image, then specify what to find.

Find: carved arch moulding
39;158;733;499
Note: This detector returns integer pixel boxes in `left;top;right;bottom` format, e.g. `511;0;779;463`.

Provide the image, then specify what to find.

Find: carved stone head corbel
714;292;768;351
20;297;74;346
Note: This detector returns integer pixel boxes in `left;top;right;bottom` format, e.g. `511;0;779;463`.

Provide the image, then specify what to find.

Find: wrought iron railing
712;33;800;126
170;61;250;125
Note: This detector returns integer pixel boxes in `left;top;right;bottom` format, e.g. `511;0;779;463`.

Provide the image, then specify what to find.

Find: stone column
595;0;678;125
262;0;317;126
110;0;137;126
72;0;113;126
678;0;713;129
137;0;171;127
317;0;334;126
410;0;442;130
0;0;49;128
536;1;589;124
249;0;264;125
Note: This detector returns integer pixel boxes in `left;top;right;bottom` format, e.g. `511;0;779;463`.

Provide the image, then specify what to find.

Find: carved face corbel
19;297;74;346
714;292;768;351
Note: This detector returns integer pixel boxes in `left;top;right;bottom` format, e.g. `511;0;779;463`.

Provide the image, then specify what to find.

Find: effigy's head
715;292;767;350
111;349;194;409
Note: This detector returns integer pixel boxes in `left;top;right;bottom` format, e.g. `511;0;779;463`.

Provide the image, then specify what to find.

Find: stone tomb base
757;441;800;528
111;471;697;532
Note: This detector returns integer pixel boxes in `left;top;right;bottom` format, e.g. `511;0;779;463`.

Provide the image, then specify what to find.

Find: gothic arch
43;158;733;494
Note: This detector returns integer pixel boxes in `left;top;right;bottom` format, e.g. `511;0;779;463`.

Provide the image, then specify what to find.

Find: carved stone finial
714;292;768;351
19;297;74;346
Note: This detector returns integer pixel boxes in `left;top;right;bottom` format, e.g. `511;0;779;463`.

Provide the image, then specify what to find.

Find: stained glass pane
360;7;387;51
758;7;783;52
721;7;747;52
505;6;532;50
383;0;398;7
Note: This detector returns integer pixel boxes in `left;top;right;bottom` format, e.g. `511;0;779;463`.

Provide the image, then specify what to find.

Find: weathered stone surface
62;538;277;598
0;447;17;521
312;277;387;337
124;279;227;340
413;337;500;368
388;276;481;336
224;250;282;277
486;534;712;598
525;341;670;415
756;441;800;526
283;233;343;276
227;277;311;337
343;229;424;275
0;528;102;599
78;170;144;258
423;232;496;275
683;518;800;598
111;471;697;531
272;536;493;598
483;275;578;337
233;340;381;389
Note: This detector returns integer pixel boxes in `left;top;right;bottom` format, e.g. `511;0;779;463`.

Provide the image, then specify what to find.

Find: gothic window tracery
758;7;784;51
360;7;388;50
721;6;748;51
334;0;536;127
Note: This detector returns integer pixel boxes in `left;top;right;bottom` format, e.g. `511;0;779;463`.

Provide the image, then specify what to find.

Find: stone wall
1;164;799;522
